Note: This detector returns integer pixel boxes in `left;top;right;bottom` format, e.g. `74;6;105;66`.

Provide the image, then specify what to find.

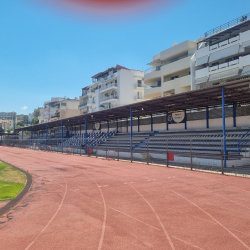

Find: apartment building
191;13;250;89
38;97;80;124
144;40;198;99
78;65;147;114
0;112;17;129
0;119;14;131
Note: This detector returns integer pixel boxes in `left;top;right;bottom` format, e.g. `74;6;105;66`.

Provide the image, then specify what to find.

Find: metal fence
1;137;250;176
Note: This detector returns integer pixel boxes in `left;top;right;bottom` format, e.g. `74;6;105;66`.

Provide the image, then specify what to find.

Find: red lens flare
32;0;178;18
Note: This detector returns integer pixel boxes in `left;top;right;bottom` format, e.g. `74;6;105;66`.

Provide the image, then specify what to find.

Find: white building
191;13;250;90
38;97;80;124
78;65;147;114
28;113;34;124
144;40;198;99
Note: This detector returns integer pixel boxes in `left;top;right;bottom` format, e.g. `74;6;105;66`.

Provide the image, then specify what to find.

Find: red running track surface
0;147;250;250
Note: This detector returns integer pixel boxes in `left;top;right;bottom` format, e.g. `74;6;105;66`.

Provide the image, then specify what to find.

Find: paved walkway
0;147;250;250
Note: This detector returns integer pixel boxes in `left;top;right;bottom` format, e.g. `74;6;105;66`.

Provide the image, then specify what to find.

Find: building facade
78;65;147;114
191;13;250;90
0;112;17;129
143;40;198;99
38;97;80;124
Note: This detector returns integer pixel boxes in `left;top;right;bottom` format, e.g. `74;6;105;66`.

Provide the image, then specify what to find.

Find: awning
209;45;239;62
195;56;209;66
209;68;239;81
195;77;208;84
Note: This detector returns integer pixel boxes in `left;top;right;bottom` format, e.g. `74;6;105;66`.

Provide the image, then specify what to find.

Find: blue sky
1;0;250;115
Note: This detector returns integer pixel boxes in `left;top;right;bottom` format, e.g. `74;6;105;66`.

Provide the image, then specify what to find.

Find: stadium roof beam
15;78;250;133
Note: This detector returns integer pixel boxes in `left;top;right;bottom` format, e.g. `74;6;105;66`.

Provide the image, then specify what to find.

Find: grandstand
2;78;250;174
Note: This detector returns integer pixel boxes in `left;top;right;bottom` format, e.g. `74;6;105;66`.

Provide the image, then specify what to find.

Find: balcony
78;102;87;108
134;83;149;89
102;104;119;110
87;89;96;95
51;113;60;118
134;95;145;101
87;99;96;105
145;54;193;75
92;73;118;84
100;95;119;103
82;92;88;97
100;83;118;93
50;106;60;110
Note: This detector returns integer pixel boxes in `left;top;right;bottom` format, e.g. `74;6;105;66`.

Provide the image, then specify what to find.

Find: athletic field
0;147;250;250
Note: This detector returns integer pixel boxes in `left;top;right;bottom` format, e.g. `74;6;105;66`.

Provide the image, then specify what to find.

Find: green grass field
0;162;27;201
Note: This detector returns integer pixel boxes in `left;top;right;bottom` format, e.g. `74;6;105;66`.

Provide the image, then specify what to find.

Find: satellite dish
173;42;177;46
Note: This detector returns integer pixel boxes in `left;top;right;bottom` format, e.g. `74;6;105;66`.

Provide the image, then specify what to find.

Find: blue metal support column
233;104;236;127
127;118;128;133
116;120;118;133
85;116;88;150
130;107;133;149
151;114;153;132
22;130;23;142
166;112;168;131
222;87;227;167
107;121;109;133
100;123;102;132
206;107;209;129
80;124;81;135
184;110;187;130
46;125;48;140
31;127;33;140
61;120;63;140
138;116;140;132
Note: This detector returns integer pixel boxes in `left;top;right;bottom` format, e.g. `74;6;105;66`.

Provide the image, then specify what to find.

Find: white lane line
172;236;205;250
109;207;161;231
171;190;250;250
84;174;107;250
71;189;160;231
25;174;67;250
128;184;176;250
72;189;102;204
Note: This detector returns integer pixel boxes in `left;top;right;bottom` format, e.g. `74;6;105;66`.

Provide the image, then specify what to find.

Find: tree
22;115;28;125
31;118;39;125
17;121;25;127
33;108;40;118
0;127;4;133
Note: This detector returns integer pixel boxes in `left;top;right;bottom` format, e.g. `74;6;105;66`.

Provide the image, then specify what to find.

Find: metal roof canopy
15;78;250;132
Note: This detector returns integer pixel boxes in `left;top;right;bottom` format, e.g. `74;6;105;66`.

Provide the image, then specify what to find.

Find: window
138;80;142;87
61;103;66;106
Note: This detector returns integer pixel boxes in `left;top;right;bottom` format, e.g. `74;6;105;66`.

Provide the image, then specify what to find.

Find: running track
0;147;250;250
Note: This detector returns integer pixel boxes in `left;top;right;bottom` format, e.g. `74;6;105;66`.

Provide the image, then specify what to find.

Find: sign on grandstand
93;122;101;130
168;111;185;124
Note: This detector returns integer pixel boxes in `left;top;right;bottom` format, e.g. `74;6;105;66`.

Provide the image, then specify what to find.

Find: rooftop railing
204;13;250;38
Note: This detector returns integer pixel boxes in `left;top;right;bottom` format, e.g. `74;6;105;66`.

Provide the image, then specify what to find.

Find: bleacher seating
61;130;117;147
97;128;250;156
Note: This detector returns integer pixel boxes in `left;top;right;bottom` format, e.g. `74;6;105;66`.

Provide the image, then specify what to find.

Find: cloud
21;106;28;110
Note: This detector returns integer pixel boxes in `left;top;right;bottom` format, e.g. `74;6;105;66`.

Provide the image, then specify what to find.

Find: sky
1;0;250;115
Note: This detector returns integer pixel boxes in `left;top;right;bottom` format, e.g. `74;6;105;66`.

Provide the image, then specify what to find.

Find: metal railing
1;137;250;176
78;103;87;108
204;13;250;38
101;95;118;102
100;82;118;90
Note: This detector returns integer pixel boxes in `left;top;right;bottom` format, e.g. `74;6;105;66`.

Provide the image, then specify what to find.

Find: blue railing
238;129;250;155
